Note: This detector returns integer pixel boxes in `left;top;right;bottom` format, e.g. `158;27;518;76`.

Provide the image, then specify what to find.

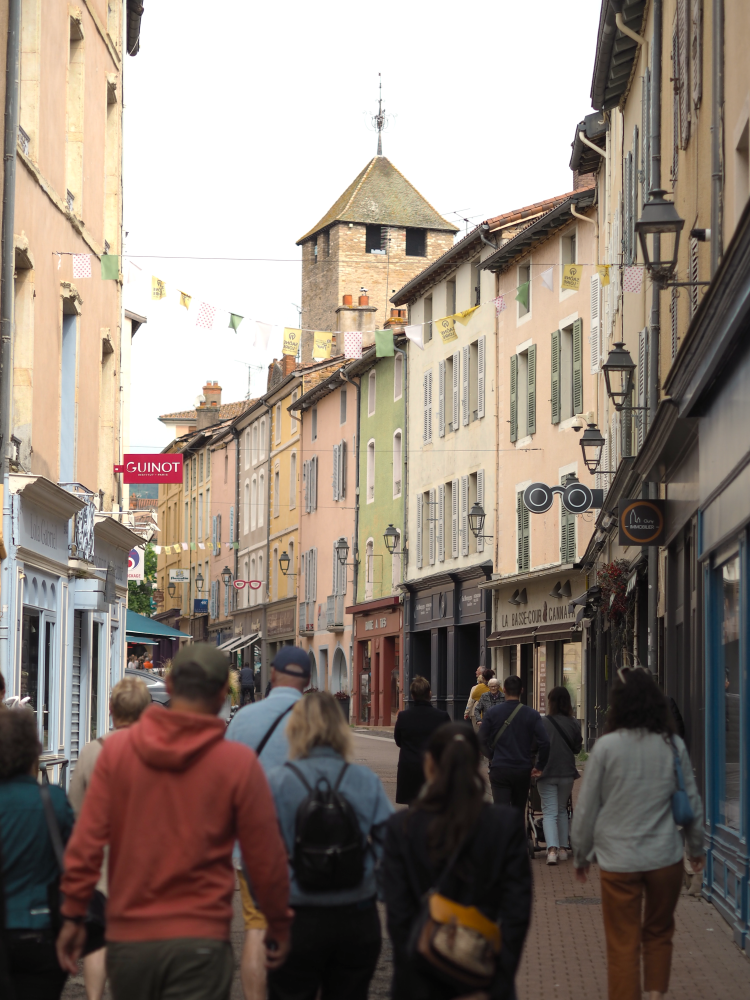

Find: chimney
282;354;297;377
196;380;223;430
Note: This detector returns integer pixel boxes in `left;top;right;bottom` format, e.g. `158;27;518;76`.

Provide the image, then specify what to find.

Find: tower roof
296;156;458;244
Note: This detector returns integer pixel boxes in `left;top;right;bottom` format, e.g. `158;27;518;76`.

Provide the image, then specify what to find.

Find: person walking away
56;643;292;1000
0;709;73;999
384;723;531;1000
68;676;151;1000
571;668;705;1000
240;663;255;706
536;686;582;865
266;692;393;1000
463;667;492;727
226;645;311;1000
478;675;549;811
393;677;451;805
474;677;504;727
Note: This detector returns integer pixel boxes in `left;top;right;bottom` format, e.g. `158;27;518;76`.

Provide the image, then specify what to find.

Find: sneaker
557;847;568;862
546;848;558;865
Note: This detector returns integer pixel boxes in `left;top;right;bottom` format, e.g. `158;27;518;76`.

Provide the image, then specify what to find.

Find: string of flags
494;261;652;314
152;540;241;555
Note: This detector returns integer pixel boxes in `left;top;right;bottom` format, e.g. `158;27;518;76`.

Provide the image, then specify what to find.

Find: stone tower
297;156;457;361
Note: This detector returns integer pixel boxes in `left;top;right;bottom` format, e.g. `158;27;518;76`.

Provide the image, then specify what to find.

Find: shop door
519;643;534;705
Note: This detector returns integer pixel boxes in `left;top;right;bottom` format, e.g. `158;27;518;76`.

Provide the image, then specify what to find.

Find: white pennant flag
541;267;553;290
255;321;273;349
404;324;424;350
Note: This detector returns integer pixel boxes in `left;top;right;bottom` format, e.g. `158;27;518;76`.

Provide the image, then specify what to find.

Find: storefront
232;606;264;690
265;598;296;691
403;565;492;719
348;596;402;726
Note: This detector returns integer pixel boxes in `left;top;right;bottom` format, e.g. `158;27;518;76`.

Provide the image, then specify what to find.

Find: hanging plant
597;559;630;624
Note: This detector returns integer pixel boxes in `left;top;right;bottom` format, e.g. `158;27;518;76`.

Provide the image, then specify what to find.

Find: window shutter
416;495;423;569
527;344;537;435
671;287;679;359
632;125;639;259
677;0;690;148
332;444;340;500
216;512;221;554
340;440;346;498
427;369;433;442
303;460;309;513
460;475;469;556
210;581;216;619
312;547;317;602
429;488;436;565
572;321;583;414
462;345;470;426
229;505;235;546
691;0;702;109
642;67;651;205
423;372;430;443
517;494;524;571
611;411;619;472
451;479;459;558
671;30;680;182
589;275;600;374
637;327;647;450
622;390;633;458
477;335;486;419
304;549;310;601
551;330;561;424
522;496;530;571
312;456;318;512
561;503;576;564
624;151;633;264
689;236;699;318
476;469;485;553
438;360;446;437
510;355;518;442
224;580;229;616
452;350;460;431
332;541;337;593
212;515;217;551
438;484;445;562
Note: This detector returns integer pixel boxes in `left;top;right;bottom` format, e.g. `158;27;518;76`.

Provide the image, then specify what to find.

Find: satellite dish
194;394;206;407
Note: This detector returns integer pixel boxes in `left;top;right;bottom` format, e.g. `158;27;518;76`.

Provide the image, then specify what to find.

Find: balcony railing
326;595;345;631
299;603;307;634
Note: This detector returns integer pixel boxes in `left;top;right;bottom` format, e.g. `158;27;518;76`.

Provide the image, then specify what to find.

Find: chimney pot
358;295;369;306
343;294;353;306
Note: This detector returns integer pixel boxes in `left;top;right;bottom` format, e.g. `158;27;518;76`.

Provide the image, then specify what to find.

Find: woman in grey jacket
571;669;705;1000
537;686;582;865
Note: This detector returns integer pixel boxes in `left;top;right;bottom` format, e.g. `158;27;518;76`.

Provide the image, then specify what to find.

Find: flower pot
335;696;350;721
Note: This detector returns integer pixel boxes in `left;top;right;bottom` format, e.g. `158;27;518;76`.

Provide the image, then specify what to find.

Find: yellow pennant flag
596;264;611;286
435;316;458;344
152;276;167;300
561;264;582;291
453;305;480;325
312;331;332;359
283;327;301;356
179;291;192;310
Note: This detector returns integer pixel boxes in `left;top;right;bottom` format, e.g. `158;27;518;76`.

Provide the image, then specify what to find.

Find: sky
125;0;603;451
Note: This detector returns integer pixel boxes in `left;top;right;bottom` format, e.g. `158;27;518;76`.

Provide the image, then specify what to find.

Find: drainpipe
615;11;648;68
578;131;609;163
710;0;724;276
339;370;361;606
260;403;272;606
394;345;407;580
231;426;240;630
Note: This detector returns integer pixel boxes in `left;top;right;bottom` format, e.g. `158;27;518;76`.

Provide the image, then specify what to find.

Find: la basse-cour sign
114;454;183;484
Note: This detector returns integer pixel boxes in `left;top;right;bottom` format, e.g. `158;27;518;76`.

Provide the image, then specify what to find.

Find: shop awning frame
217;632;260;652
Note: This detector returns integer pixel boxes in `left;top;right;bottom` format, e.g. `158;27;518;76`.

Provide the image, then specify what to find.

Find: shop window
717;553;740;831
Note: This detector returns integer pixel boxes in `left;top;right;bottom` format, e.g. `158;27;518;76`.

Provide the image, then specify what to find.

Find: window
184;460;189;489
423;369;433;443
257;554;263;600
368;371;376;416
250;477;257;530
287;541;295;597
258;473;265;527
393;431;402;497
332;441;346;501
272;547;278;600
366;224;384;254
448;351;460;432
245;429;251;468
311;408;317;441
365;539;374;599
60;313;77;481
405;228;426;257
250;557;256;605
274;465;280;517
245;480;251;532
551;321;583;423
367;440;375;502
198;493;203;539
206;448;210;478
447;279;456;315
184;501;188;543
259;418;266;458
205;488;210;535
313;237;318;263
517;264;530;318
391;529;402;591
560;474;577;563
471;259;481;306
192;457;197;488
66;17;85;209
290;391;298;433
394;353;403;400
289;452;297;509
517;492;530;571
510;345;536;440
303;456;318;513
198;453;204;483
561;231;577;267
275;403;282;444
424;296;433;342
671;287;679;359
252;424;258;463
340;388;347;424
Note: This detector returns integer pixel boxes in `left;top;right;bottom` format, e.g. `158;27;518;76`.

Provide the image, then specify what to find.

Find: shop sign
364;615;389;632
267;606;295;637
169;568;190;583
94;540;128;588
128;547;145;581
523;482;603;514
414;597;433;623
618;499;666;546
497;578;577;632
460;589;483;616
18;500;69;564
194;599;208;614
114;454;183;484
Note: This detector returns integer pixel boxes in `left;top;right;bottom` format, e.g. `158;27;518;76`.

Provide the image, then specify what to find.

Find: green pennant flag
375;330;395;357
228;313;244;332
515;281;529;310
190;543;196;551
101;254;119;280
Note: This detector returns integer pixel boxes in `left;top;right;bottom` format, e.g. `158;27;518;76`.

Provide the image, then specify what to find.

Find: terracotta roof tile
159;399;254;423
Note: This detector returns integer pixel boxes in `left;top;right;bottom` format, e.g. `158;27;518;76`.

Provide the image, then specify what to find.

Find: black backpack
284;761;365;892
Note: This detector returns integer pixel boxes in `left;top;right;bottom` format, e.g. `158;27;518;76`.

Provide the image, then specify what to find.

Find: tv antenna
234;360;264;400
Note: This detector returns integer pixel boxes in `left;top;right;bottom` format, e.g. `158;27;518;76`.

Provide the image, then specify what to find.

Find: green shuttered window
572;319;583;414
551;330;561;424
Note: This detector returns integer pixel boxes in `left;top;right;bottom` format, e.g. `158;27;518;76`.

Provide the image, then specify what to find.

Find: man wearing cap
56;644;292;1000
226;645;310;1000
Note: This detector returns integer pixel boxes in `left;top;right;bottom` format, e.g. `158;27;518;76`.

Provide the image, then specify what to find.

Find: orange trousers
599;861;683;1000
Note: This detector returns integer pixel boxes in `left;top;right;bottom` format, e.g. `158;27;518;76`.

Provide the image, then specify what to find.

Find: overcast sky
125;0;603;451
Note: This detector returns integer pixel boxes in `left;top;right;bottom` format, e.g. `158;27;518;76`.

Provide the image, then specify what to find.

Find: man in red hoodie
57;644;291;999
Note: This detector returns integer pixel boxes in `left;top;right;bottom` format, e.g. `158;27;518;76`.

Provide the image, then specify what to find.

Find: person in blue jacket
0;708;74;998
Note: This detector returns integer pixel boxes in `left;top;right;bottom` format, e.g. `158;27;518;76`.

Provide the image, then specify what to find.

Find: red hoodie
61;705;290;943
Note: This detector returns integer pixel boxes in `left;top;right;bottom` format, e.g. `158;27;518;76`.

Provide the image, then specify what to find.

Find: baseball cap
271;646;311;678
171;643;230;685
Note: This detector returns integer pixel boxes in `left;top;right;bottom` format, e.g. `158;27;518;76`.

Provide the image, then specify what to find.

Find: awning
126;635;158;645
488;628;538;647
218;632;259;652
533;623;580;643
125;610;189;643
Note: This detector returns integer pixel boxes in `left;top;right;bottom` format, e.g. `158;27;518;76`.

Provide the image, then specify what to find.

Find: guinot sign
114;454;183;484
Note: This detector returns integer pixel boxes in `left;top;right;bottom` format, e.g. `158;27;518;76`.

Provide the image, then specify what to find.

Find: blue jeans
537;777;574;849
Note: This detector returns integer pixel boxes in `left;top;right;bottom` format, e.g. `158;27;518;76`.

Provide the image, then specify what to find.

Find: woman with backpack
383;723;531;1000
572;668;705;1000
537;686;583;865
265;691;393;1000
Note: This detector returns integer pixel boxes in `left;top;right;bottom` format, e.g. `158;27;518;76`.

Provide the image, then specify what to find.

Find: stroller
526;781;573;859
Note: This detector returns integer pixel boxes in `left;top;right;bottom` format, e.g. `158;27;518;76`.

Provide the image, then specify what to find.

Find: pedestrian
67;676;151;1000
226;645;311;1000
536;686;582;866
240;662;255;706
56;644;292;1000
474;676;504;726
266;691;393;1000
393;676;451;805
571;668;705;1000
0;708;73;999
0;668;6;706
478;674;550;811
383;723;532;1000
463;667;492;727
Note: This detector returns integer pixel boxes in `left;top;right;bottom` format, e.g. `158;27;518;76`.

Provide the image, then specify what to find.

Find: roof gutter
578;130;609;163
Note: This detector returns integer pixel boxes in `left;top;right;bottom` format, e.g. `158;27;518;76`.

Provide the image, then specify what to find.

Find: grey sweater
539;714;582;780
571;729;704;872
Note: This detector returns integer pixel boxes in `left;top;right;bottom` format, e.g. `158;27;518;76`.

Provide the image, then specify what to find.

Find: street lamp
579;422;606;473
383;524;400;555
221;565;233;587
635;189;685;285
334;537;349;566
468;503;485;539
195;571;204;592
602;342;636;411
279;550;290;575
167;581;176;599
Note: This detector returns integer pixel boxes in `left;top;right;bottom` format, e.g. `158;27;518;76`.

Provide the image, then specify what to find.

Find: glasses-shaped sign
232;579;263;590
523;481;594;515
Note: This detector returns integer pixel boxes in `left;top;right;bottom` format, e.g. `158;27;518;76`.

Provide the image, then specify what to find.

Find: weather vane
368;73;394;155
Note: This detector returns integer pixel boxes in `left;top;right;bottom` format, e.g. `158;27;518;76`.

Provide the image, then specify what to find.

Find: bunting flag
255;321;273;349
198;542;205;549
181;542;188;551
179;291;192;310
375;330;395;357
101;255;119;280
404;324;424;350
312;331;332;359
57;253;62;270
623;266;643;294
195;302;216;329
153;545;162;554
73;254;92;279
190;543;196;551
152;276;167;300
344;331;362;359
435;316;458;344
283;327;301;356
492;295;506;315
596;264;611;286
561;264;582;291
541;268;553;290
453;305;479;326
228;313;244;331
515;282;529;310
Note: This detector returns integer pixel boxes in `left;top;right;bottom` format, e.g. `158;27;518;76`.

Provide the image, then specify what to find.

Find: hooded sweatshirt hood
131;704;226;772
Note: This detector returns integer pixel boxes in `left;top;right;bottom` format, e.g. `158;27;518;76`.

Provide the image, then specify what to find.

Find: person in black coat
393;677;451;804
384;723;532;1000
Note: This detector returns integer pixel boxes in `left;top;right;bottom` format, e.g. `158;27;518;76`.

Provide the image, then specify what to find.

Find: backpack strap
491;702;523;748
284;761;314;794
547;714;578;755
255;703;295;759
332;762;349;792
39;784;66;873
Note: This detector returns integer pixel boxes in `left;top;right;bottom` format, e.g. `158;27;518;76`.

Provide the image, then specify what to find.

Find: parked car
124;667;170;707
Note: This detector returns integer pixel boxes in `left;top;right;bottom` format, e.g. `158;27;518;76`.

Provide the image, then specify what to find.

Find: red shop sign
114;454;184;484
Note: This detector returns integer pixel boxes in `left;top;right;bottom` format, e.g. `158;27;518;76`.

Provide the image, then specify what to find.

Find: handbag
670;737;695;827
546;715;581;780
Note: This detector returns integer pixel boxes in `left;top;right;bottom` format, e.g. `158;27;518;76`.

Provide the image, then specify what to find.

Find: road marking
352;732;395;743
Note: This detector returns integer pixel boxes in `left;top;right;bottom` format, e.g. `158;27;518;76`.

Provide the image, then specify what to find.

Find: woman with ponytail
383;723;531;1000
